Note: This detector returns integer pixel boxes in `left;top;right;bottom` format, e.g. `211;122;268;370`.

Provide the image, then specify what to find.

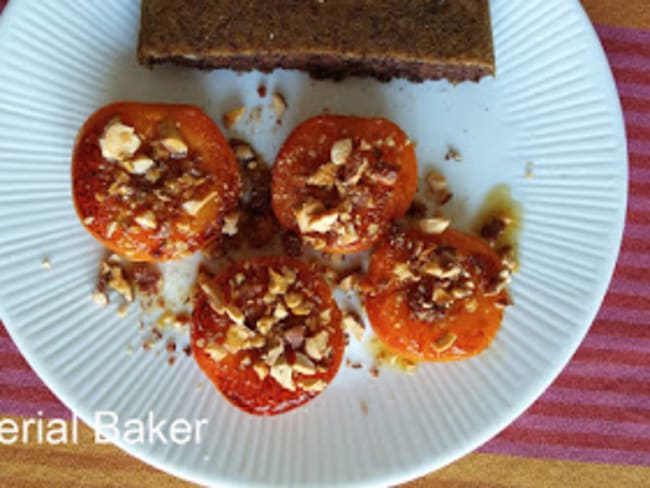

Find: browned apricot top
72;102;240;261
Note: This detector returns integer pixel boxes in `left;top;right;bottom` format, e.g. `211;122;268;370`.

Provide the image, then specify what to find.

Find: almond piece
432;332;458;353
342;312;365;341
223;323;253;353
272;92;287;117
292;353;316;375
135;211;158;230
295;200;325;233
99;120;141;162
256;316;276;335
305;330;330;361
253;361;269;380
307;162;338;188
426;170;447;192
204;343;227;363
182;191;219;217
270;356;295;391
161;137;188;158
223;106;246;129
126;156;154;175
297;377;327;392
419;217;451;235
222;211;239;236
331;138;353;165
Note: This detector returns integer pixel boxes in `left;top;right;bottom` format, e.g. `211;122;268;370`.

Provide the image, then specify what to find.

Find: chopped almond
223;323;253;353
223;106;246;129
182;191;218;216
161;137;188;158
253;361;269;380
308;210;339;233
419;217;450;235
135;210;158;230
331;138;353;165
99;120;141;162
433;332;458;353
426;170;447;192
292;353;316;375
307;162;338;188
204;343;227;362
305;330;330;361
342;312;365;341
130;156;155;175
272;92;287;117
297;377;327;392
222;211;239;236
270;356;295;391
256;316;276;335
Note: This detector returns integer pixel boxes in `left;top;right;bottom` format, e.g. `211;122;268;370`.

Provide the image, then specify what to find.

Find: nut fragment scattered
418;217;450;235
297;377;327;392
41;257;51;270
305;330;330;361
272;92;287;117
330;138;352;165
135;210;158;230
223;106;246;129
343;312;365;341
433;332;458;353
182;191;218;216
270;357;296;391
445;147;462;162
338;272;360;292
253;361;269;380
426;170;447;192
292;353;316;375
222;211;239;236
205;343;227;363
308;210;339;233
233;142;255;162
92;289;108;306
307;162;338;188
99;120;141;162
160;137;188;158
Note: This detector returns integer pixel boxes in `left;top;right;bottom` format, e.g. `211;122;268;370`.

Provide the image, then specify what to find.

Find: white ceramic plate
0;0;627;486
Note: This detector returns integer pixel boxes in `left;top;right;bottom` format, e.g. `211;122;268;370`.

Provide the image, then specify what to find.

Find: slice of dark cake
138;0;495;83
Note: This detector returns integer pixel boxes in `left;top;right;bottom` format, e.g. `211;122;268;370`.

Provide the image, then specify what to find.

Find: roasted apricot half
362;228;510;362
192;257;344;415
272;115;418;254
72;102;240;261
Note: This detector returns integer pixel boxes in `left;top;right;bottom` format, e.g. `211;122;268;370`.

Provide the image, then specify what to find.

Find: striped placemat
1;0;649;486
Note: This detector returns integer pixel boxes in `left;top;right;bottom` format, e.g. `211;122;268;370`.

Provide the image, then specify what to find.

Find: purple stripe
626;111;650;129
596;305;650;325
628;138;650;155
596;24;650;45
628;195;650;212
540;386;650;410
0;336;19;354
631;166;650;182
582;333;650;354
0;368;49;389
481;438;650;466
609;278;650;296
0;399;71;419
564;361;650;382
511;413;650;439
618;250;650;268
626;223;650;239
618;82;650;100
608;53;650;73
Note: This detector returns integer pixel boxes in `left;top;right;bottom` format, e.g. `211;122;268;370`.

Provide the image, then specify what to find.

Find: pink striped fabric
0;6;648;469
